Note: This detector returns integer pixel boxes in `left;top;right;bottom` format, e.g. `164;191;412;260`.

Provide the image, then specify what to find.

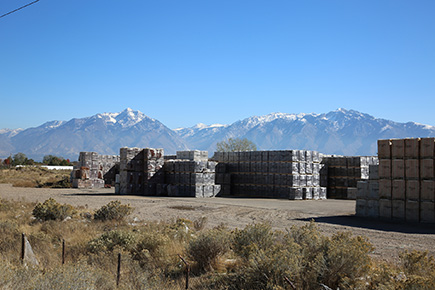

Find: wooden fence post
178;254;190;289
62;239;65;265
116;253;121;287
21;233;25;264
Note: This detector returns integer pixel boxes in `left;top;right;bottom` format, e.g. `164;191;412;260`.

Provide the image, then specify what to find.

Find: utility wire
0;0;40;19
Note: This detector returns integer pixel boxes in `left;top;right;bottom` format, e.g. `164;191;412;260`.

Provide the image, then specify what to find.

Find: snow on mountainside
176;108;435;156
0;128;24;138
4;108;188;160
1;108;435;160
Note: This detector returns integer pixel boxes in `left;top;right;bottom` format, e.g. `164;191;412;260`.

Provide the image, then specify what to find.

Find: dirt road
1;183;434;262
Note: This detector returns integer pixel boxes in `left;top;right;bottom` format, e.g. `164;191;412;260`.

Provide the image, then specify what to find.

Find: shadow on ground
297;215;435;235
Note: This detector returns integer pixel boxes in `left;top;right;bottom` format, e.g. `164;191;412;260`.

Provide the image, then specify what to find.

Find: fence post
62;239;65;265
116;253;121;287
178;254;190;289
21;233;25;264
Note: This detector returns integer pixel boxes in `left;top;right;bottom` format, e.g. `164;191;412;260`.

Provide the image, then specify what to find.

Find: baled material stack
321;156;378;199
356;165;379;218
119;147;164;195
72;152;120;188
420;138;435;223
357;138;435;223
163;150;220;197
212;150;326;200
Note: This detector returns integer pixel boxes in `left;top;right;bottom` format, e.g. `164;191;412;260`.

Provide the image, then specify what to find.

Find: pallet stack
355;165;380;218
212;150;326;200
322;156;378;199
377;138;435;223
163;150;220;197
72;152;120;188
119;147;164;195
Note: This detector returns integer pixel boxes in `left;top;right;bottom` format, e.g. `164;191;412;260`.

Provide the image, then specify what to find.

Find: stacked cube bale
163;151;220;197
355;164;380;218
321;156;378;199
378;138;435;223
420;138;435;223
119;147;164;195
72;152;120;188
212;150;326;200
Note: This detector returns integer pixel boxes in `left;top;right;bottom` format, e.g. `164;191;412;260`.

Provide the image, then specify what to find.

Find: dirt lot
1;183;434;262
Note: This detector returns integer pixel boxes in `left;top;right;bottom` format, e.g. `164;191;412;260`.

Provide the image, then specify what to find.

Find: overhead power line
0;0;40;19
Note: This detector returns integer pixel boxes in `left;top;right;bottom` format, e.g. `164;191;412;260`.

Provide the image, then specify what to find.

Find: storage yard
0;183;434;263
70;137;435;225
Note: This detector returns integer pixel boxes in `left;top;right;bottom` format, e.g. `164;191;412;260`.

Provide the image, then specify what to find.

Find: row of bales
71;138;435;223
72;148;376;200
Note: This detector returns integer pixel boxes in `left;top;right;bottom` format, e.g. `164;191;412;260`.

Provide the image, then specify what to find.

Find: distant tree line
0;153;71;167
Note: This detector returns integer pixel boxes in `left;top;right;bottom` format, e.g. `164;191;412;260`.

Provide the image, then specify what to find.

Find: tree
43;155;64;166
13;152;28;165
216;137;257;152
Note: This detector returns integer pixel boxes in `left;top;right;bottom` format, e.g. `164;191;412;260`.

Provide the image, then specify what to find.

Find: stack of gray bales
119;147;164;195
355;165;380;218
377;138;435;222
72;152;120;188
321;156;378;199
212;150;326;200
164;151;220;197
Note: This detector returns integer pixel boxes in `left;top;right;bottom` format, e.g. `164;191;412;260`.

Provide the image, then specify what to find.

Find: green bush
188;227;231;272
93;200;132;221
32;198;76;221
88;230;136;253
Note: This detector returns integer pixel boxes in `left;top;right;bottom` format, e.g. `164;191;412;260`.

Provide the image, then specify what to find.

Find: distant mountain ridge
176;108;435;156
1;108;434;160
0;108;188;160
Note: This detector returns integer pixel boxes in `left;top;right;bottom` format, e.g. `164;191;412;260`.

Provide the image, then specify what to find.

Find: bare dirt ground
1;183;434;263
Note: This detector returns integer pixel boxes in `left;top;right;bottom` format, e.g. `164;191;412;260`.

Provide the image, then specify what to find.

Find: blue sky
1;0;434;129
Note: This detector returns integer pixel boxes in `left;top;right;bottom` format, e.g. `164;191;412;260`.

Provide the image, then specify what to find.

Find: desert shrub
32;198;76;221
131;230;180;273
233;223;274;260
287;222;374;289
193;216;208;231
0;221;21;255
93;200;132;221
222;244;301;290
88;230;136;253
39;176;71;188
133;231;169;259
399;250;435;289
167;218;195;242
0;198;12;211
188;227;232;272
321;232;374;289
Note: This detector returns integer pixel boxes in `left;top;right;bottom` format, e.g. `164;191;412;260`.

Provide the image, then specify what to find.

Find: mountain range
1;108;435;161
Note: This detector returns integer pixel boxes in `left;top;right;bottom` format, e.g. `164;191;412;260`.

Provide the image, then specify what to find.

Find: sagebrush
0;198;434;290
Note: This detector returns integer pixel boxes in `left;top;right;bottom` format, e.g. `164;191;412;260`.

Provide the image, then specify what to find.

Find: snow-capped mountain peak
114;108;153;128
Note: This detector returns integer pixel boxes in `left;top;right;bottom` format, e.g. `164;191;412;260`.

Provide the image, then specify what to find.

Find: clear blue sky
1;0;434;129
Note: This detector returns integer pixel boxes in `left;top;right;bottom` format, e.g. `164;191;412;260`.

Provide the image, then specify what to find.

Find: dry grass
0;198;434;289
0;167;71;188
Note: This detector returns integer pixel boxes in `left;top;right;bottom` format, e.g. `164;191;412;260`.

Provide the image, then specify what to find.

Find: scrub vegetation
0;166;71;188
0;198;434;289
